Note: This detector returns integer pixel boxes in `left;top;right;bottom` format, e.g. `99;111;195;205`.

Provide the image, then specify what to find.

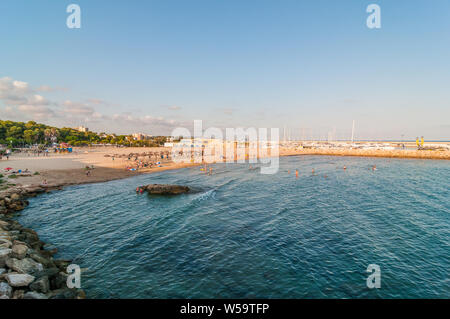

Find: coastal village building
132;133;152;141
76;126;89;133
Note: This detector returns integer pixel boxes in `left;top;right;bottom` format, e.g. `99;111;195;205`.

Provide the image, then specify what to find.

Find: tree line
0;120;167;147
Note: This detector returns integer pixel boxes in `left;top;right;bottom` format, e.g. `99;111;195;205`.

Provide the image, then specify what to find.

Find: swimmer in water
295;169;299;178
372;165;377;171
312;168;315;175
343;166;347;170
287;170;290;174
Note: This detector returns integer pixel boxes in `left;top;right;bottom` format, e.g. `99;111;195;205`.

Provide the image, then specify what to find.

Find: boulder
140;184;190;195
0;268;6;275
29;252;52;267
0;248;12;267
10;193;21;202
0;282;12;298
11;244;28;259
50;272;69;290
12;290;25;299
5;257;43;274
30;275;50;293
0;238;12;248
5;273;35;287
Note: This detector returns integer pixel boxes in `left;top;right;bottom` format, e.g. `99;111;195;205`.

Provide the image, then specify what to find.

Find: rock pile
0;187;85;299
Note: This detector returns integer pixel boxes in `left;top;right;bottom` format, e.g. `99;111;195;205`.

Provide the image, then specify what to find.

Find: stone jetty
0;186;85;299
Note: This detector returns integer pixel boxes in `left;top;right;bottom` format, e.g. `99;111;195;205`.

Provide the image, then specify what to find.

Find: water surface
18;156;450;298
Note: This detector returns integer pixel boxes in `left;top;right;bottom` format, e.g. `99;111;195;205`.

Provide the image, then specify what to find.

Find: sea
17;156;450;298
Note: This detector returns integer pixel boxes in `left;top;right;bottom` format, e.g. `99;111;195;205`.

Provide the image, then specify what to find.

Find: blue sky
0;0;449;139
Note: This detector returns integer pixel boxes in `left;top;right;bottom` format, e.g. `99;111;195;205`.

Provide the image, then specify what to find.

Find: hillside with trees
0;120;166;147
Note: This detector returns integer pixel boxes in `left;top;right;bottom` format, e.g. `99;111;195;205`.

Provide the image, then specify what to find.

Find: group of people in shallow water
286;164;378;178
201;164;213;175
136;186;145;194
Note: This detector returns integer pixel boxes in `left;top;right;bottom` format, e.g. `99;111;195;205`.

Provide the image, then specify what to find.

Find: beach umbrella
5;167;13;171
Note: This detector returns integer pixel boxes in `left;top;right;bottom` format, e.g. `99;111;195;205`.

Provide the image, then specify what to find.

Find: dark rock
30;275;50;293
48;288;79;299
30;252;53;267
50;272;69;290
54;259;71;270
35;267;60;280
140;184;190;195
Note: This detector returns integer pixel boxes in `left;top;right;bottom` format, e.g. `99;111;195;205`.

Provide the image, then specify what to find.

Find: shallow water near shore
17;156;450;298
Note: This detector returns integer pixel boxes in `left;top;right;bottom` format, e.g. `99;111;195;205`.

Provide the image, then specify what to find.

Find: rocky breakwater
0;186;85;299
137;184;190;195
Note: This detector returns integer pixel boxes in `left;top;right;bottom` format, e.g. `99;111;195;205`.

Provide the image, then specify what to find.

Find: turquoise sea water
17;156;450;298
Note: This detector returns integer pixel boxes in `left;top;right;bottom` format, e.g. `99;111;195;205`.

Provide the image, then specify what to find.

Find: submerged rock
139;184;190;195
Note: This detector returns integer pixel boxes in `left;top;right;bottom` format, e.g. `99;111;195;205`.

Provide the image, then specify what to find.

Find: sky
0;0;449;140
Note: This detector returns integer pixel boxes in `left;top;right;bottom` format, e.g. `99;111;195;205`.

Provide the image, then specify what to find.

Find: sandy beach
0;147;196;189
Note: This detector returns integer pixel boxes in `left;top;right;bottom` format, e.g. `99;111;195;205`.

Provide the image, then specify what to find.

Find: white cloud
0;76;184;134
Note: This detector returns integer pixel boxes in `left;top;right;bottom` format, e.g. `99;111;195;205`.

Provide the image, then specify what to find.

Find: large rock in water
140;184;190;195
